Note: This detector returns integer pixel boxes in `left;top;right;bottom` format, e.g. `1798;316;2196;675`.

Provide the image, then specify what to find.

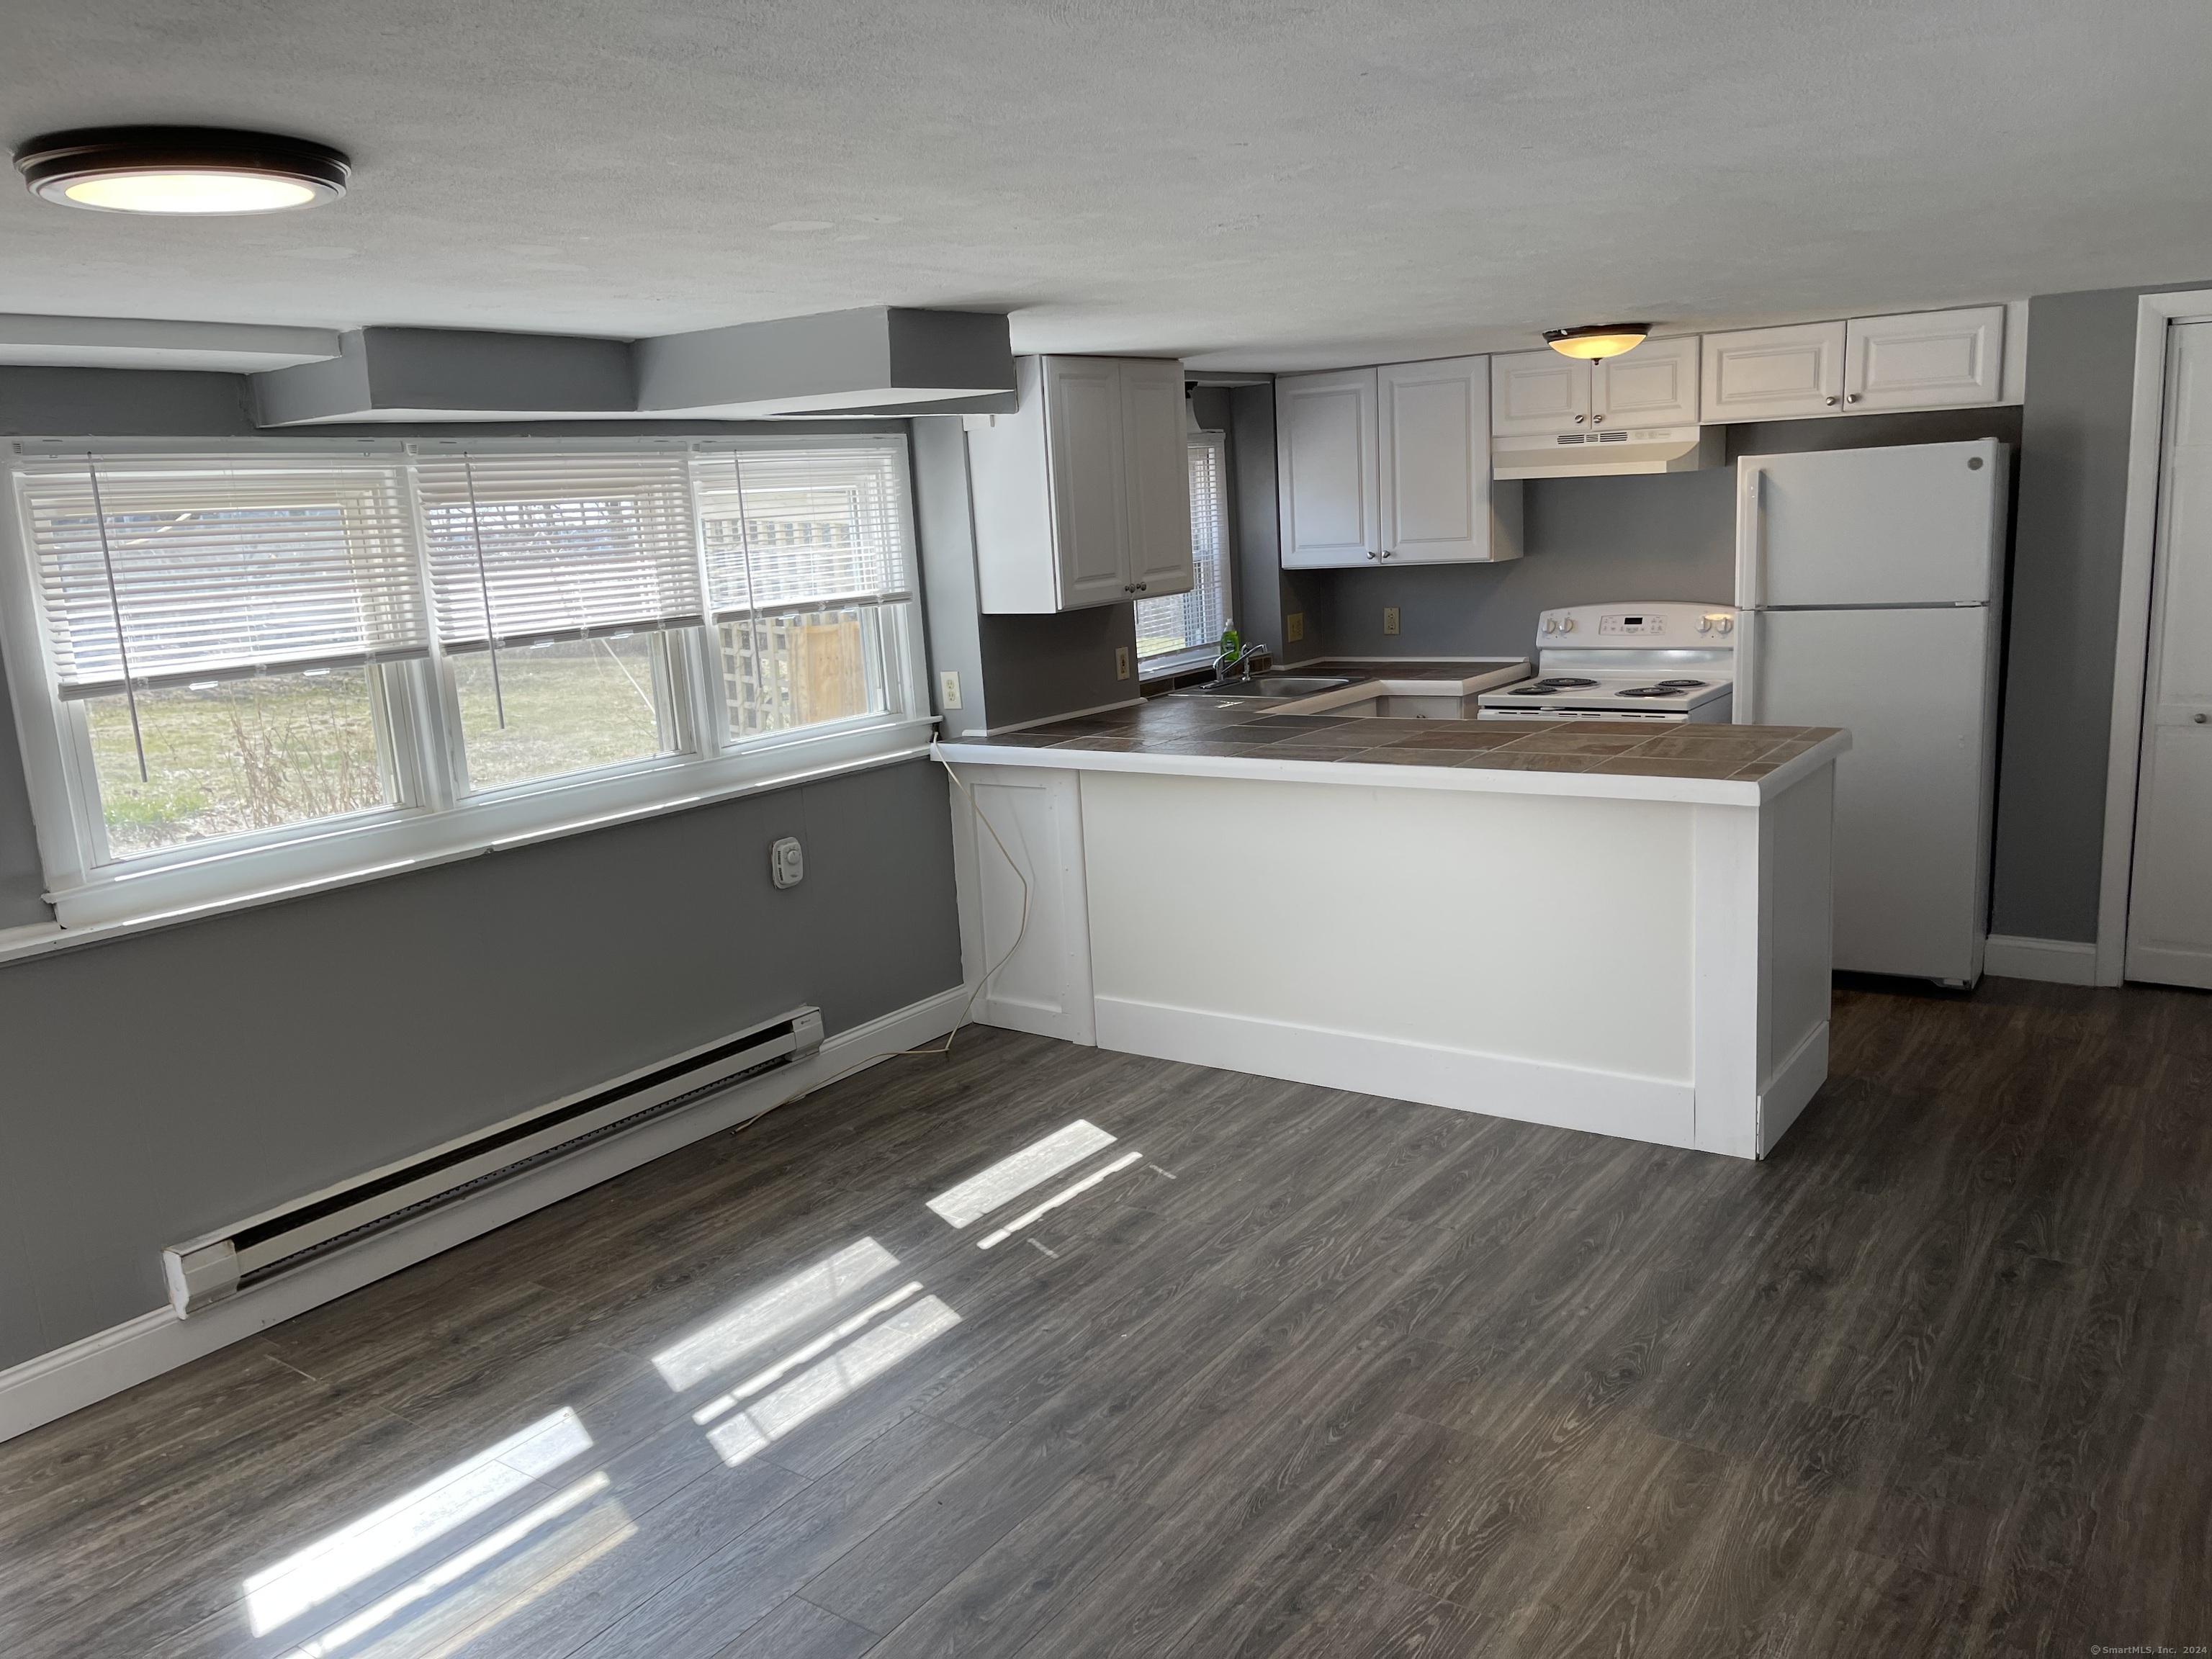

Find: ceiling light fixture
1543;323;1650;361
14;127;349;215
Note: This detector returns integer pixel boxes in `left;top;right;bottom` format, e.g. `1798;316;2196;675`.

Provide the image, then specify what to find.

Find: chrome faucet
1213;640;1267;684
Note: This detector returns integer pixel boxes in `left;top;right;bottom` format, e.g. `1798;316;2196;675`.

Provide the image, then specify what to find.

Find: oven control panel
1536;601;1739;644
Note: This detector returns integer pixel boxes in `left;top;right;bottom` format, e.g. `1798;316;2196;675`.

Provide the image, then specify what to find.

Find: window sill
1;718;939;964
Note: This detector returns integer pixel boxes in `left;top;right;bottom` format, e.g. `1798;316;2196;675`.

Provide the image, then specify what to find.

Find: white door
1593;335;1699;428
1379;356;1497;563
2128;320;2212;987
1119;359;1196;598
1043;357;1132;608
1701;321;1847;423
1844;306;2005;413
1490;349;1591;436
1748;606;1997;983
1277;368;1380;567
1737;441;2005;609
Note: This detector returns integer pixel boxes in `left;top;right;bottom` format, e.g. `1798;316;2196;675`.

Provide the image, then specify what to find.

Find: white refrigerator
1734;439;2009;985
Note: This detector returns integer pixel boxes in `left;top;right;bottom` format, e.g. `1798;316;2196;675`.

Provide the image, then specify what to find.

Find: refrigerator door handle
1735;462;1766;611
1735;608;1759;724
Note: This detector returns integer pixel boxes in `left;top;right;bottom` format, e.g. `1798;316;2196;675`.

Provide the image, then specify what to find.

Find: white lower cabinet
1280;356;1520;568
969;355;1195;613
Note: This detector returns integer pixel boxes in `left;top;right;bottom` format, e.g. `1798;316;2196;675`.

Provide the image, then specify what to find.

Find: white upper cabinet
1278;368;1381;566
1281;358;1519;568
1594;334;1700;426
1703;306;2010;422
1844;305;2005;412
1701;321;1847;423
969;355;1195;613
1491;351;1592;437
1492;336;1699;435
1118;358;1200;593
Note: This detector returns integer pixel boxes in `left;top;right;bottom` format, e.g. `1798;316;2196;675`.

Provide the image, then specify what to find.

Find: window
1136;431;1231;668
1;438;929;928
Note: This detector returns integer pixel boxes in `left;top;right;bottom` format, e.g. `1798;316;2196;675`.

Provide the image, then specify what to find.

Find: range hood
1492;425;1722;480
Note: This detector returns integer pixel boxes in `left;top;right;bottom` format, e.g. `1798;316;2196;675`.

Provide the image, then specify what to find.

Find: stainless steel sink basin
1168;675;1354;700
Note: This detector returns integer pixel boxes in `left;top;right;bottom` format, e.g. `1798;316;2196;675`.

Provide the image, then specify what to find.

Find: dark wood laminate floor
3;977;2206;1659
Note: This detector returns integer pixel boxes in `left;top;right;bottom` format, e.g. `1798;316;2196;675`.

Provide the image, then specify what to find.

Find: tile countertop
936;665;1849;806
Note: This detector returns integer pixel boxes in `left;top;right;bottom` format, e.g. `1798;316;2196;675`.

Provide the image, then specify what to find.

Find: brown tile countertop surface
947;678;1840;783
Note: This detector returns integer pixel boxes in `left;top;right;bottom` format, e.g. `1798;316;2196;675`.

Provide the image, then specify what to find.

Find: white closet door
1277;369;1379;567
1845;306;2005;413
1043;357;1133;608
1379;356;1496;563
2128;320;2212;988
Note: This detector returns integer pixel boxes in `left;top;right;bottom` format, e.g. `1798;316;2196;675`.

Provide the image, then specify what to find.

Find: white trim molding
1984;933;2101;986
0;983;971;1444
2098;287;2212;987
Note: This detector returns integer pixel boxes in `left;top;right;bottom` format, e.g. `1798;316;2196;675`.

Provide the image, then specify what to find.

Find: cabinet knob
1574;413;1586;424
1592;415;1604;425
1135;582;1147;592
1367;549;1379;559
1380;549;1393;559
1824;395;1838;406
1845;393;1860;404
2196;711;2209;724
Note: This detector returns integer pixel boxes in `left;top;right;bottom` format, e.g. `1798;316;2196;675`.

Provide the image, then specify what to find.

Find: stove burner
1513;676;1598;694
1617;685;1686;698
1655;678;1708;688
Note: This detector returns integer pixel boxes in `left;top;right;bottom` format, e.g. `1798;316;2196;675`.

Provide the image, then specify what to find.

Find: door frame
2096;289;2212;984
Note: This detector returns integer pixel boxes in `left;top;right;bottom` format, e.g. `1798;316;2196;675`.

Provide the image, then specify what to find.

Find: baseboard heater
162;1006;824;1317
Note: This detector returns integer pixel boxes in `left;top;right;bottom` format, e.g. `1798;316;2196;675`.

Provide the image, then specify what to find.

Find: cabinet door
1277;369;1380;567
1042;356;1133;608
1491;349;1592;436
1844;305;2005;413
1701;321;1845;423
1593;334;1699;427
1119;359;1195;597
1380;356;1499;563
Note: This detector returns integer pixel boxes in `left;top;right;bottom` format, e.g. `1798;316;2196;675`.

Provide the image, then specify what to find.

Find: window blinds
693;440;914;620
1134;433;1229;662
415;451;705;649
15;454;426;697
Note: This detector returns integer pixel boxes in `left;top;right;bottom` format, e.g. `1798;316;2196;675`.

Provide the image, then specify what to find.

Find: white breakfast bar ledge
935;706;1849;1159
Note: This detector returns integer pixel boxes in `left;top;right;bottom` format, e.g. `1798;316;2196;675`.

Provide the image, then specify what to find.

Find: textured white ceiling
3;1;2209;370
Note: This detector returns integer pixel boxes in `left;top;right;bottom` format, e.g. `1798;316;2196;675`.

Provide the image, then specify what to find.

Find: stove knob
1557;616;1575;634
1716;616;1733;634
1696;616;1712;634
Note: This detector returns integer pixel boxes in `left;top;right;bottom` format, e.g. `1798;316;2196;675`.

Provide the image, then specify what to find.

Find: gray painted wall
0;757;962;1370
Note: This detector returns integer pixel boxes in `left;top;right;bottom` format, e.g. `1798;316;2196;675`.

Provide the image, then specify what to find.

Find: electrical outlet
1115;645;1131;680
1383;607;1401;636
1285;611;1305;643
938;670;963;710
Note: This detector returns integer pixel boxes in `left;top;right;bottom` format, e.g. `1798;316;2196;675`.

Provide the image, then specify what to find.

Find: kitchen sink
1167;675;1354;700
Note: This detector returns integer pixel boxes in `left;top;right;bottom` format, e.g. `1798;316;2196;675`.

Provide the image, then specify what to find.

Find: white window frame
0;433;932;932
1136;429;1233;676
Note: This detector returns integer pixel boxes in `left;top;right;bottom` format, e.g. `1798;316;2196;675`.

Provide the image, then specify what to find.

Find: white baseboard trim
1092;995;1697;1150
0;984;971;1445
1756;1021;1829;1156
1983;934;2100;986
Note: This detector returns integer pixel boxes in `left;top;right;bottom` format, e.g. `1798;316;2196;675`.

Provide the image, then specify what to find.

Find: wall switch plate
1285;611;1305;643
770;836;804;889
1115;645;1131;680
1383;607;1401;636
938;670;963;710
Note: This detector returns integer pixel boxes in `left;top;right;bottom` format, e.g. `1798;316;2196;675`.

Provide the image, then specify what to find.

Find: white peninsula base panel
943;747;1840;1159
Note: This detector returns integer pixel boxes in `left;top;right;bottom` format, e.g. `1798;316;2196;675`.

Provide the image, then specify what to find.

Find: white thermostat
770;836;804;889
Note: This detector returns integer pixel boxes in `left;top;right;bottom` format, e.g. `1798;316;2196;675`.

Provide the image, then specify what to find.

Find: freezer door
1747;606;1998;981
1737;440;2007;608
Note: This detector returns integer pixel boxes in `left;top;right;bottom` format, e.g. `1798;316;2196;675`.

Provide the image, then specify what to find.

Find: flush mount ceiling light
14;127;349;214
1543;323;1650;361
